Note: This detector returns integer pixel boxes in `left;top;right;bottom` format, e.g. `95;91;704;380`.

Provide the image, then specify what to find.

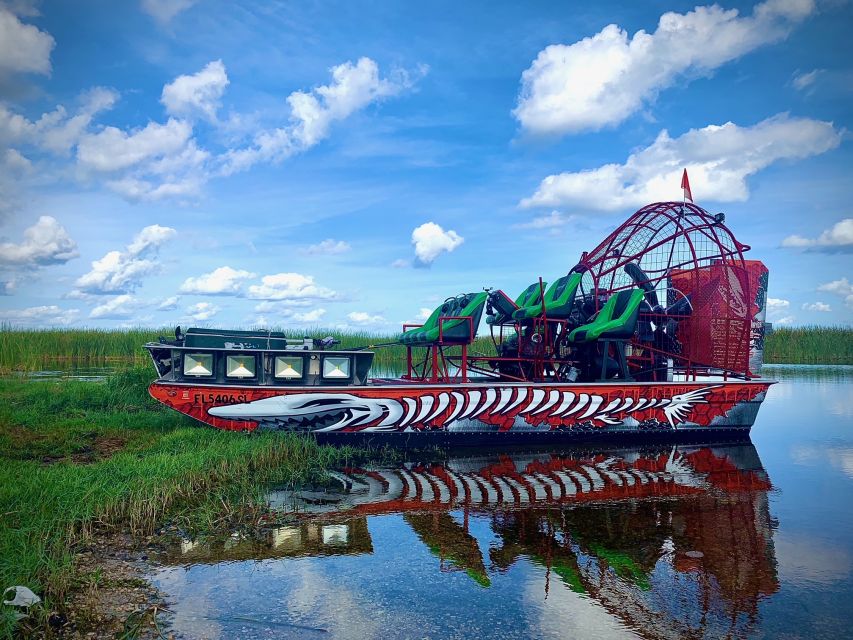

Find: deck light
322;524;349;545
322;356;351;379
274;356;304;379
184;353;213;376
226;355;256;378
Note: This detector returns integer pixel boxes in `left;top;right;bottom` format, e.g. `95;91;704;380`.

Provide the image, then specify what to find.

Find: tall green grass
0;326;850;374
0;367;350;638
0;326;498;373
764;326;852;365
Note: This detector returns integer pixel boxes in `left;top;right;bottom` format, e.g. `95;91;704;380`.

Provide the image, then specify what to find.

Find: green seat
512;273;582;321
568;289;645;343
400;292;487;346
486;282;545;326
399;303;446;345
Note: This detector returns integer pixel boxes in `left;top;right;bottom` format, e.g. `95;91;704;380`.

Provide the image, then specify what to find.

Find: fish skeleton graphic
207;385;721;431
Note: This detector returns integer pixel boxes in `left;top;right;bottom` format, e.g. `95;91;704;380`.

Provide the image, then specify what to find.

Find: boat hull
148;379;771;442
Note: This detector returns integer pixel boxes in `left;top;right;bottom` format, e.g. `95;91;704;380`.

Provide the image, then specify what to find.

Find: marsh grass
0;366;351;638
764;326;852;365
0;326;499;374
1;326;850;374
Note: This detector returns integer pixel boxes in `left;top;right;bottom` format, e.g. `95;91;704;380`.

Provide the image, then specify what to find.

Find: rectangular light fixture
274;356;304;379
226;355;256;378
322;524;349;546
184;353;213;377
322;356;351;379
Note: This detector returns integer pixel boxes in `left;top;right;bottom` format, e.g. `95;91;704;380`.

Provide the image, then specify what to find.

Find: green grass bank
0;366;351;638
1;325;851;371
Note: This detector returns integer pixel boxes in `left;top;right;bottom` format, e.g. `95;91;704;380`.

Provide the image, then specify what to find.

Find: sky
0;0;851;331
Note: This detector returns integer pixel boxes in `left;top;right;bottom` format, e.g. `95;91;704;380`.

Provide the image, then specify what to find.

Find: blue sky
0;0;851;331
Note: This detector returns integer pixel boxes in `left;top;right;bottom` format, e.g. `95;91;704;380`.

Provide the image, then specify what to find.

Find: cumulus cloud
301;239;351;255
347;311;386;326
0;215;78;267
782;218;853;253
802;301;831;312
89;294;141;319
411;222;463;265
140;0;197;25
247;273;337;301
513;211;576;231
818;277;853;309
766;297;794;325
0;305;79;326
0;88;118;160
221;57;421;174
514;0;816;135
77;118;193;172
293;308;326;323
179;266;256;295
767;297;790;311
186;301;218;321
0;4;55;76
2;57;418;203
521;114;841;211
74;224;176;294
158;295;179;310
161;60;229;121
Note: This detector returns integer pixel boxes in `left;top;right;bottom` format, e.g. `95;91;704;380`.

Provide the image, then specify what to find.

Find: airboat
146;198;773;443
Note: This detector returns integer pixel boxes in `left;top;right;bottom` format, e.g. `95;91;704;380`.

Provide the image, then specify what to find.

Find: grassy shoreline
0;367;352;638
1;326;851;371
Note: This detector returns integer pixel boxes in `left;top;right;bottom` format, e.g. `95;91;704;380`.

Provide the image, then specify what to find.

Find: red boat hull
149;379;771;438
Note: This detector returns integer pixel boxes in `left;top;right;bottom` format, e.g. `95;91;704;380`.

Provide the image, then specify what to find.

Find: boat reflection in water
167;442;778;638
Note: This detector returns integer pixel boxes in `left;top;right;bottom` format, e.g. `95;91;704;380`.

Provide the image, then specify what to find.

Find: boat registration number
194;393;249;404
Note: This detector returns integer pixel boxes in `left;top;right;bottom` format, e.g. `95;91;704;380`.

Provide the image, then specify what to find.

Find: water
143;366;853;639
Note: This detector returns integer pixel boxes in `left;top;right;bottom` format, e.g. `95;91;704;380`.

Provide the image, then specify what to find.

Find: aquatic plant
0;367;350;638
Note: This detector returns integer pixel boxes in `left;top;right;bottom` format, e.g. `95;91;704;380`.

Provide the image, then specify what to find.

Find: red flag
681;168;693;203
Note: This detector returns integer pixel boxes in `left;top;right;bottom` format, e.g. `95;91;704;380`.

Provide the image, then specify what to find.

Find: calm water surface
151;366;853;639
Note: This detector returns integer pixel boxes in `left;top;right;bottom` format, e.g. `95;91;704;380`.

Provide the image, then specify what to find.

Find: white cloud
0;278;16;295
767;297;790;310
802;302;831;312
767;298;793;324
179;266;256;295
513;211;574;230
158;295;179;310
0;305;79;326
301;239;351;255
0;5;54;76
89;294;141;319
77;118;193;172
521;114;841;211
220;57;421;174
411;222;463;265
247;272;337;301
782;218;853;253
248;304;326;325
793;68;823;91
74;224;176;294
140;0;197;25
0;87;118;154
817;277;853;309
347;311;386;326
514;0;816;135
391;258;411;269
0;216;78;266
186;301;219;321
293;308;326;323
161;60;229;121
